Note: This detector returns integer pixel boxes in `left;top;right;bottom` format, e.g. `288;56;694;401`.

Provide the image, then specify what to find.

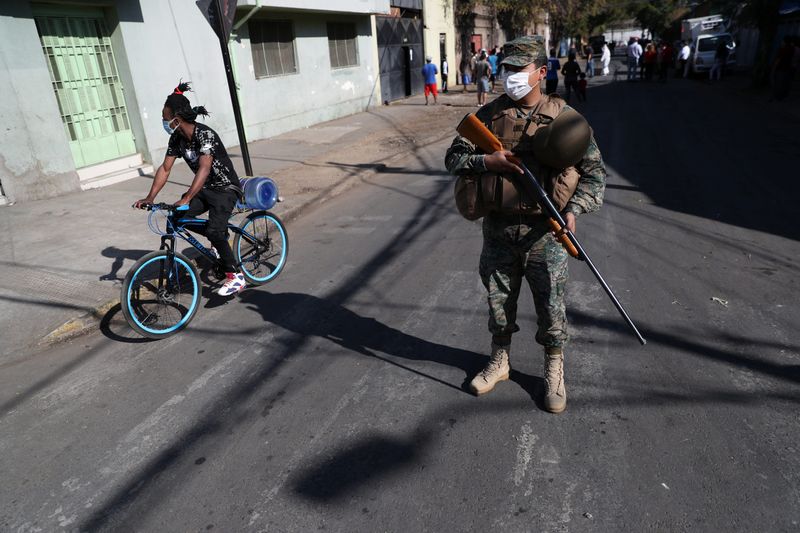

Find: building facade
0;0;389;204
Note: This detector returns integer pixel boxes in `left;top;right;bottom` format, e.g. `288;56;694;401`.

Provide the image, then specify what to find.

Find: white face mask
503;71;541;101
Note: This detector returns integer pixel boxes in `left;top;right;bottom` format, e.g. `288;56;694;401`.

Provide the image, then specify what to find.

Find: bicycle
120;202;288;339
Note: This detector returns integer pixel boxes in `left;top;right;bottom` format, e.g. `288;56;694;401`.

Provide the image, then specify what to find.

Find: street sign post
196;0;253;176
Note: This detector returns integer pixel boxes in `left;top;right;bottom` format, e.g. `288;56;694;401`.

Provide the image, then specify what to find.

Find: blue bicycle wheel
121;250;201;339
234;211;288;285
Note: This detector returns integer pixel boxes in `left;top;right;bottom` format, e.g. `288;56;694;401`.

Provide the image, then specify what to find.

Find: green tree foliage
631;0;689;38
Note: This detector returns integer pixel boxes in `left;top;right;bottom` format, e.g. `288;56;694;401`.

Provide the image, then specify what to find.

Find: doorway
33;5;136;169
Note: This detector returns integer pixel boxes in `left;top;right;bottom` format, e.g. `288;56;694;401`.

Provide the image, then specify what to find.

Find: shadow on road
578;74;800;242
241;291;486;393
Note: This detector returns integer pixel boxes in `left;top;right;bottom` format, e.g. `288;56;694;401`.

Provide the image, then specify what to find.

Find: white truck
680;15;736;75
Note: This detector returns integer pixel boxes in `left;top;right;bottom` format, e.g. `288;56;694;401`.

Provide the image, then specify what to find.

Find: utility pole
198;0;253;176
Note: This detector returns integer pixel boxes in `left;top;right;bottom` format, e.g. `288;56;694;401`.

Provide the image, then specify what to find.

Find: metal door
376;16;424;103
33;6;136;168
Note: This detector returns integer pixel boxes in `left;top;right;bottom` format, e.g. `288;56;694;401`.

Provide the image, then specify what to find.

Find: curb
41;298;120;346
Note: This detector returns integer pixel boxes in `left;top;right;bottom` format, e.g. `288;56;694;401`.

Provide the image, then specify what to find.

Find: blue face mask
163;118;177;135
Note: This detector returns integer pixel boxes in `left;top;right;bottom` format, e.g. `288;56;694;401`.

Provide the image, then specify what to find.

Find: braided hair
164;81;209;123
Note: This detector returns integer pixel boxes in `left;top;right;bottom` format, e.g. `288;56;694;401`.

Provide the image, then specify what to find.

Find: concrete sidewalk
0;90;478;363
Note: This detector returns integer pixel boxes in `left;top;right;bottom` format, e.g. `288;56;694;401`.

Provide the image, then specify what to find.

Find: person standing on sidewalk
488;48;499;92
475;51;492;106
626;37;642;81
677;41;690;78
709;39;730;82
546;48;561;94
422;55;439;105
658;41;672;82
561;52;582;102
441;55;449;93
584;44;594;78
134;82;246;296
601;42;611;75
445;35;607;413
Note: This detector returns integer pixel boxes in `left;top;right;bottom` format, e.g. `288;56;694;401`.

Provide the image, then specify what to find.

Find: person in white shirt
626;37;642;81
601;43;611;75
441;56;449;93
678;41;691;78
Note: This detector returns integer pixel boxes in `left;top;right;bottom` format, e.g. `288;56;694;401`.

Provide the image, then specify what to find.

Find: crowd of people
426;33;800;107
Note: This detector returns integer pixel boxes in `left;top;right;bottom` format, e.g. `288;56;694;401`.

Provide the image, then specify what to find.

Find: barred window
249;19;297;78
327;22;358;69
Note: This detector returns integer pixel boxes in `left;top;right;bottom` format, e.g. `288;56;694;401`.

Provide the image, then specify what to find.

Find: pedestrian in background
658;41;672;82
441;55;449;93
577;72;587;101
627;37;642;81
601;42;611;75
709;39;730;82
488;47;499;92
561;52;581;102
460;55;472;92
677;41;690;78
643;42;657;81
422;55;438;105
475;51;492;106
445;35;608;413
584;43;594;78
496;46;505;78
546;48;561;94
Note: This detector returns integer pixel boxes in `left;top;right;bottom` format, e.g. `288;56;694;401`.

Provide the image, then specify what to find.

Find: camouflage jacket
444;94;606;217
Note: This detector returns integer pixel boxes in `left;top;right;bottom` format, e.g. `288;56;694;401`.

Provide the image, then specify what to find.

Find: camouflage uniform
445;37;606;351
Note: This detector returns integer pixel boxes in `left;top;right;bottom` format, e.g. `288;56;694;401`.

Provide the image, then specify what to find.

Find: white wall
242;0;390;14
423;0;456;88
233;11;380;144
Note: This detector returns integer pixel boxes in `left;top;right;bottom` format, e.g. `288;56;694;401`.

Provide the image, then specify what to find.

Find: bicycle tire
121;250;201;339
234;211;289;285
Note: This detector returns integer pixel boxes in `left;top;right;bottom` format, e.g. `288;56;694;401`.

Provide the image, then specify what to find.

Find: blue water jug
237;177;279;210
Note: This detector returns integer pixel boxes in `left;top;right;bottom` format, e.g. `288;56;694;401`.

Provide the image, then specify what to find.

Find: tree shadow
292;428;434;502
240;290;487;393
581;78;800;242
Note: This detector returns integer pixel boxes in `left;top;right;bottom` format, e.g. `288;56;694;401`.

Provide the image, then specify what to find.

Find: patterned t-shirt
166;122;240;190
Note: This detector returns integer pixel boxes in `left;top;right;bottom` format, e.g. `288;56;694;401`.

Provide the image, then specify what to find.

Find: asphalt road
2;75;799;532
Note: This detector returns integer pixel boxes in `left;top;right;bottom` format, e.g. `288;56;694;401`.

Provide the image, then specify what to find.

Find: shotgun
456;113;646;345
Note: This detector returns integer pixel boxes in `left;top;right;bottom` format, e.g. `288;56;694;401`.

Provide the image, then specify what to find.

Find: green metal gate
33;6;136;168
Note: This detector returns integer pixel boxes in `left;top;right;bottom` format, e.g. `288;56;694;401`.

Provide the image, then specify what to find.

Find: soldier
444;36;606;413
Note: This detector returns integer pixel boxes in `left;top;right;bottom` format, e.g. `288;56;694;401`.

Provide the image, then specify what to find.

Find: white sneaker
218;272;246;296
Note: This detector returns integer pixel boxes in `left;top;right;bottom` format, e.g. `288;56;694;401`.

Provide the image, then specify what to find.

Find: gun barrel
519;164;646;345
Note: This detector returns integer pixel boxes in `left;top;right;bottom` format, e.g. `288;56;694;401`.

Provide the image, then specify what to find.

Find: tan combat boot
469;344;511;395
543;349;566;413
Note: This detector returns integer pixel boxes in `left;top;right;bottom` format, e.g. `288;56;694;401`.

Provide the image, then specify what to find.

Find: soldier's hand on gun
484;150;523;175
564;211;576;234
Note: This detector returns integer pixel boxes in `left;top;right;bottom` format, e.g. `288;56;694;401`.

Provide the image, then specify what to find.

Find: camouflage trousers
478;213;569;349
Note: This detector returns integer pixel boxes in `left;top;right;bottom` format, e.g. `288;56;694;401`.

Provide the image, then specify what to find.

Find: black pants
183;188;238;272
545;78;558;95
564;78;578;102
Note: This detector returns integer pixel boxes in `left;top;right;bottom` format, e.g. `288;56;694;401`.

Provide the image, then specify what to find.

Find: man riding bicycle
135;82;246;296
